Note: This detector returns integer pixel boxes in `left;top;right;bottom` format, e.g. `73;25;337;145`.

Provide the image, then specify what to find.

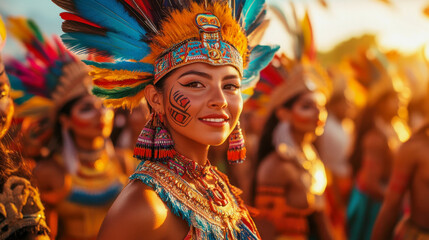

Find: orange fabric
254;186;313;237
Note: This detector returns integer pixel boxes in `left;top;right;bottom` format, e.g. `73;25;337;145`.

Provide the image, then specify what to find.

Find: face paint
290;91;326;134
168;88;192;127
67;95;114;139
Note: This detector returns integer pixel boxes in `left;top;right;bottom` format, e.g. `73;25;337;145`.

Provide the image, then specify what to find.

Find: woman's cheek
167;88;193;127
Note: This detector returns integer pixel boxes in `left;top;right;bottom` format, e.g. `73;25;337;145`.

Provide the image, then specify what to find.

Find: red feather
60;12;102;28
123;0;153;21
94;78;142;88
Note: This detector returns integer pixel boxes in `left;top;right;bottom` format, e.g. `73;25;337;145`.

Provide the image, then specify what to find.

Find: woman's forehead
170;63;240;79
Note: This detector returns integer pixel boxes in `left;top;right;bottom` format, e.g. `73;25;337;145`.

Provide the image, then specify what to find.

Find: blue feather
239;0;266;32
73;0;146;40
83;60;154;73
8;75;34;105
245;8;266;35
62;32;150;60
241;44;279;100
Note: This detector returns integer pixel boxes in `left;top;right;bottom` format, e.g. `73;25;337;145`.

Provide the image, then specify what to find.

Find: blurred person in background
253;59;333;240
347;48;410;240
371;75;429;239
111;99;150;172
314;62;358;240
5;17;130;240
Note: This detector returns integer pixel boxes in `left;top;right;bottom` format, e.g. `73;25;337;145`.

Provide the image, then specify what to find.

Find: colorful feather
6;17;86;119
62;32;150;60
239;0;265;32
83;60;154;73
242;45;279;89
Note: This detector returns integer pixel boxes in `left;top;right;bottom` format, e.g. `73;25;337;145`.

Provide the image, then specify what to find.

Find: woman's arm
371;140;416;240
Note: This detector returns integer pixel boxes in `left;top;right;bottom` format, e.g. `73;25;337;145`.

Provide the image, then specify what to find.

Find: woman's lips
198;114;229;127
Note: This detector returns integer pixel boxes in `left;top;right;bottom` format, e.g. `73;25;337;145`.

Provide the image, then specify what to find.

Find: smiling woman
51;0;278;239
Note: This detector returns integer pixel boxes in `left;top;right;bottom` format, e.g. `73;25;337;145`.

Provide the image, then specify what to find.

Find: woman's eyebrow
179;70;211;80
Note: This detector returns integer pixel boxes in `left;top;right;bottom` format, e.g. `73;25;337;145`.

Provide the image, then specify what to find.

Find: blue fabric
68;181;123;206
347;185;382;240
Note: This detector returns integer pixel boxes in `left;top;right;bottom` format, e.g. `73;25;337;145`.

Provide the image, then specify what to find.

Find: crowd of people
0;0;429;240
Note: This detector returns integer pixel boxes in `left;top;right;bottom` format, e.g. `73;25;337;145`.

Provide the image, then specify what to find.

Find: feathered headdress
52;0;279;109
5;17;90;119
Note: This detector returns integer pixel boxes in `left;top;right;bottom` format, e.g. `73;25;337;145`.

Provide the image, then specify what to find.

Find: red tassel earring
153;112;175;161
227;121;246;164
133;113;156;161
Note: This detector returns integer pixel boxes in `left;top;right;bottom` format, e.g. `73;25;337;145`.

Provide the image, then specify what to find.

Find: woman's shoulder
98;179;188;240
256;152;296;186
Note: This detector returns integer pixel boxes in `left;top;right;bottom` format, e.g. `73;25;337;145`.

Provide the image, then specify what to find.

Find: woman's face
161;63;243;147
289;91;327;134
67;94;114;139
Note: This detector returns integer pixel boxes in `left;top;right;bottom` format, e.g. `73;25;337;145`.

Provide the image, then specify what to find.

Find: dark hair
349;91;397;176
154;70;176;93
53;95;83;148
250;93;302;205
350;105;379;176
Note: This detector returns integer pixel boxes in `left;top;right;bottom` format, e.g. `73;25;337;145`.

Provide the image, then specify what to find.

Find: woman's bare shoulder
97;180;170;240
256;152;296;186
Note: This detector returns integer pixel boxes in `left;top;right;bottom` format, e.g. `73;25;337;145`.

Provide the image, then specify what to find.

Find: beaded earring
227;121;246;164
133;113;156;161
134;112;175;162
153;112;175;161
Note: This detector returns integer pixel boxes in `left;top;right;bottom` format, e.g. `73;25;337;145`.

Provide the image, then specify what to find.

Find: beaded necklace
166;152;229;210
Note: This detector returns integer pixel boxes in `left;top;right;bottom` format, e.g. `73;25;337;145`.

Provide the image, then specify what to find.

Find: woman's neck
175;141;209;166
74;136;105;151
290;126;313;147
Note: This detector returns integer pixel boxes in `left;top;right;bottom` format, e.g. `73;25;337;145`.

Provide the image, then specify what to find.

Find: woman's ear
275;107;290;122
144;85;164;114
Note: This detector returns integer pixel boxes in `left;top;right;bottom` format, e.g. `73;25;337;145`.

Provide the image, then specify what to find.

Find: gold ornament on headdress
0;176;49;239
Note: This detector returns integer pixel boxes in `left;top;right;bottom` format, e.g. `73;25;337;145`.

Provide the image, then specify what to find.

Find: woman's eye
224;84;240;91
183;82;204;88
80;104;94;112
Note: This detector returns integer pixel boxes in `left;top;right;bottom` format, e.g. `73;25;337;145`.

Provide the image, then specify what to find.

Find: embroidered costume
131;152;259;239
52;0;278;239
6;17;127;240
